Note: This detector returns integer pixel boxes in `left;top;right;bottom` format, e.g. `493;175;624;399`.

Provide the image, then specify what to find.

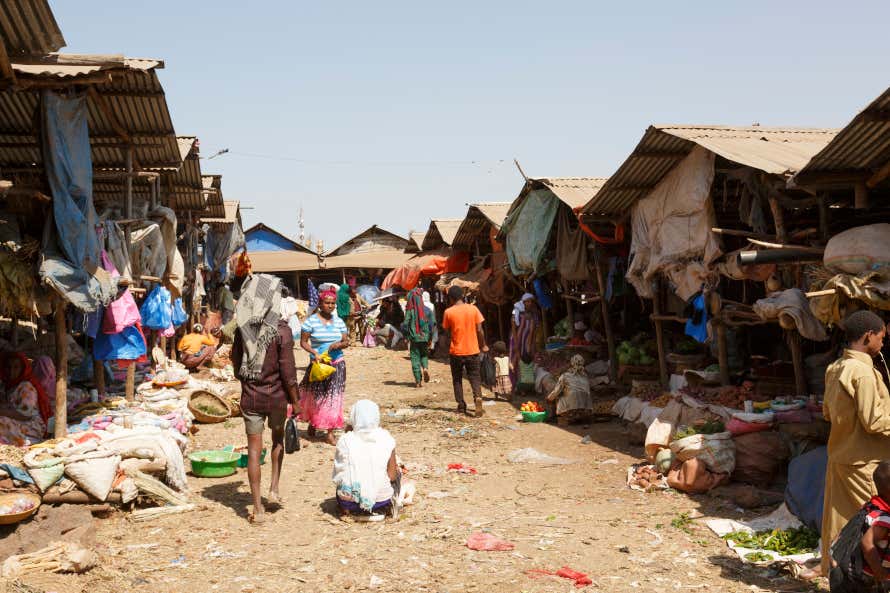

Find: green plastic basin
188;450;240;478
521;410;548;423
237;448;267;468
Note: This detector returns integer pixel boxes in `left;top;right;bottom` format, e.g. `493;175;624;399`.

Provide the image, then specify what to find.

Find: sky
53;1;890;251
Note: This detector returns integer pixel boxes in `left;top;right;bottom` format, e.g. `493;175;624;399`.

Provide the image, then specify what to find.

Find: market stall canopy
580;125;838;219
248;250;321;273
322;224;412;270
421;219;462;251
200;174;225;218
451;202;511;251
793;86;890;189
324;224;411;256
0;0;65;87
200;200;242;230
322;250;412;270
381;249;470;291
406;230;426;253
0;54;181;195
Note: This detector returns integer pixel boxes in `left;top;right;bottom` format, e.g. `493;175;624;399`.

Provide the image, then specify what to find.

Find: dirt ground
7;346;822;593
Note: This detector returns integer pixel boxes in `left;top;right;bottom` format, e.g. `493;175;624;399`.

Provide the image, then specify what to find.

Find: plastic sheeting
626;146;720;300
501;189;560;276
93;323;147;361
129;223;167;282
382;251;469;291
42;91;100;272
205;222;245;274
149;207;184;298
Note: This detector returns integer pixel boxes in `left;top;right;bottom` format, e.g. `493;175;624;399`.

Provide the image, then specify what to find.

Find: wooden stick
747;238;823;252
767;196;787;243
650;314;689;323
593;248;617;382
125;361;136;402
652;279;668;387
54;298;68;438
715;321;730;386
787;330;807;396
710;227;777;241
93;352;105;397
41;489;122;504
805;288;836;298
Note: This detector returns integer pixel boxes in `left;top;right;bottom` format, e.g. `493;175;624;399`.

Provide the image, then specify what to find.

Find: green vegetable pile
723;527;819;556
617;339;655;366
673;419;725;440
744;551;773;563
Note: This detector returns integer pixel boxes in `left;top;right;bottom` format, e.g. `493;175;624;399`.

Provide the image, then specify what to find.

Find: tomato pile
520;401;544;413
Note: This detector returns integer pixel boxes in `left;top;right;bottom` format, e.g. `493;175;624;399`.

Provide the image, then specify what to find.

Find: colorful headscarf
405;287;429;339
1;352;53;423
337;283;352;319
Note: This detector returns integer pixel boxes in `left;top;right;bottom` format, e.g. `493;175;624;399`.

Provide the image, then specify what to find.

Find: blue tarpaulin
785;446;827;532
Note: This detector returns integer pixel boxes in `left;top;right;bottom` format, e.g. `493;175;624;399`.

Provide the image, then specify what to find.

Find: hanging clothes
684;292;708;343
555;209;590;282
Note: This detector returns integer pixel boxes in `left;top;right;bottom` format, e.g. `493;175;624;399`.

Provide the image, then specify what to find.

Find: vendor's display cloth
810;272;890;325
235;274;283;380
332;400;396;512
753;288;828;341
707;503;817;564
626;146;721;300
501;189;560;276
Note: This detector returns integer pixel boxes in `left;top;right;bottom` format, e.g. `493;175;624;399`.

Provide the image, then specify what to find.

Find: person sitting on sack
177;324;218;370
332;399;400;519
545;354;595;425
373;318;404;349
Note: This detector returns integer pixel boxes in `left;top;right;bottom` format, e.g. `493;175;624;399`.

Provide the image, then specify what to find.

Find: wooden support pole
787;329;807;396
593;248;618;382
497;303;506;344
715;321;731;386
767;196;787;243
855;181;869;210
10;316;18;348
651;278;669;387
54;298;68;438
93;351;105;396
817;195;829;243
125;361;136;402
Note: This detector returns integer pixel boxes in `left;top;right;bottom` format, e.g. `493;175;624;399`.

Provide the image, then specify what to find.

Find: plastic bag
139;285;172;330
285;416;300;454
171;298;188;327
362;327;376;348
480;354;496;388
466;531;514;551
308;354;336;382
93;324;147;361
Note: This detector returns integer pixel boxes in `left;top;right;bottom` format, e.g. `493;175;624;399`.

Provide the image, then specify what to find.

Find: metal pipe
737;249;824;265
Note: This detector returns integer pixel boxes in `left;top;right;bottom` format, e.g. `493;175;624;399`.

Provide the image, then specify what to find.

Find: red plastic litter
526;566;592;588
466;531;515;551
447;463;478;475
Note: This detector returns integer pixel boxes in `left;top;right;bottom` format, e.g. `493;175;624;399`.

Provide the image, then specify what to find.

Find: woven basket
188;390;230;424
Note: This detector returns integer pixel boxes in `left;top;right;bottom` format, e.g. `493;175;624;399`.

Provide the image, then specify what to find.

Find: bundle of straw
1;541;98;577
125;468;189;507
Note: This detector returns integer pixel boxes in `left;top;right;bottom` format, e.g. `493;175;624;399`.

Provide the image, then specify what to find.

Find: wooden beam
593;248;618;382
866;159;890;189
711;227;777;241
54;298;68;438
767;196;787;243
715;321;730;386
855;180;869;209
651;279;669;387
787;330;807;396
87;86;132;145
13;72;112;89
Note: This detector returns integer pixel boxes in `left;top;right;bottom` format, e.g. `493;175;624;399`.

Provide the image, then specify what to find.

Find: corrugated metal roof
0;55;179;174
325;225;410;257
580;125;838;217
793;87;890;186
0;0;65;57
406;231;426;253
421;219;462;251
451;202;511;251
200;201;241;229
201;174;223;207
243;222;316;254
249;250;320;273
531;177;609;209
321;250;413;270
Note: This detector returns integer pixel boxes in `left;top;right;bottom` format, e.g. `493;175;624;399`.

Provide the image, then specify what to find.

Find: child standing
491;341;512;401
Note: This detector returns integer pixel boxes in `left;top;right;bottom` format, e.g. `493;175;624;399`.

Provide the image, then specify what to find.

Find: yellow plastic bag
308;353;336;382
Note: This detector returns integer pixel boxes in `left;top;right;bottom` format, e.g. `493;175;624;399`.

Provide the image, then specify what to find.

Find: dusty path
12;347;818;593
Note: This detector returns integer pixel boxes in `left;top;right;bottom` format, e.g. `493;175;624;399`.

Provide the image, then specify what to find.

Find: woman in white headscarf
332;399;399;515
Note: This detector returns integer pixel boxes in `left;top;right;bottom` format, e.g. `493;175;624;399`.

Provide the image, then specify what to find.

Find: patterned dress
299;313;349;430
0;382;47;446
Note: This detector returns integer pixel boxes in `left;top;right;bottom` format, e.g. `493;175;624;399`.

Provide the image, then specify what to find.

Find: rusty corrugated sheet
0;0;65;57
451;202;511;251
794;87;890;186
580;125;837;218
421;219;462;251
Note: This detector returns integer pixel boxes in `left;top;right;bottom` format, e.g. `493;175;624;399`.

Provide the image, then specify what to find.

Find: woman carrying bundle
402;287;433;388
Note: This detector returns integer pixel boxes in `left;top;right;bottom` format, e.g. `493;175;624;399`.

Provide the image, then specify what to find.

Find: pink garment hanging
101;251;141;334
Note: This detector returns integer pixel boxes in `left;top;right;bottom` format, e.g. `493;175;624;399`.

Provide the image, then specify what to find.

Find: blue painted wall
245;228;299;252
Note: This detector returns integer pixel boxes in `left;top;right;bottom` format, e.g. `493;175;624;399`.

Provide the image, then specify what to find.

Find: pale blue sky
53;1;890;249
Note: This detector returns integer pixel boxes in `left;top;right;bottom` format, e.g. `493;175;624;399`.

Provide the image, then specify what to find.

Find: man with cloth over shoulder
822;310;890;575
232;276;299;524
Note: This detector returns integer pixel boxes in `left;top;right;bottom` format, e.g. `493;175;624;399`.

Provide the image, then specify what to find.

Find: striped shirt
302;313;348;361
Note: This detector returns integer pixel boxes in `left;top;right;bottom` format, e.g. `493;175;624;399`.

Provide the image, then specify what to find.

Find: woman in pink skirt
299;288;349;445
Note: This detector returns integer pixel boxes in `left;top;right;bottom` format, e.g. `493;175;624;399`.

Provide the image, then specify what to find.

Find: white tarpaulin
626;146;721;300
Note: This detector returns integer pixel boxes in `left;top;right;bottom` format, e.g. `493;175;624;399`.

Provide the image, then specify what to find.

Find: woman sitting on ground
0;353;52;445
177;324;218;370
545;354;594;426
332;399;400;517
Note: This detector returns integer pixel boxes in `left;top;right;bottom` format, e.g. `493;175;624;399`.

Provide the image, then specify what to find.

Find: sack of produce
667;457;729;493
775;409;812;424
644;399;683;459
670;430;736;474
22;450;64;492
64;451;122;501
823;223;890;274
727;417;774;436
732;431;790;487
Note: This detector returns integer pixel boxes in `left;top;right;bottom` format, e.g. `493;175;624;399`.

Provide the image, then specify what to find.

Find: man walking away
232;275;300;524
442;286;488;417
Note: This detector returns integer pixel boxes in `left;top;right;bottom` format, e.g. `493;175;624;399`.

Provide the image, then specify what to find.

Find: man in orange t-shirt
441;286;488;417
